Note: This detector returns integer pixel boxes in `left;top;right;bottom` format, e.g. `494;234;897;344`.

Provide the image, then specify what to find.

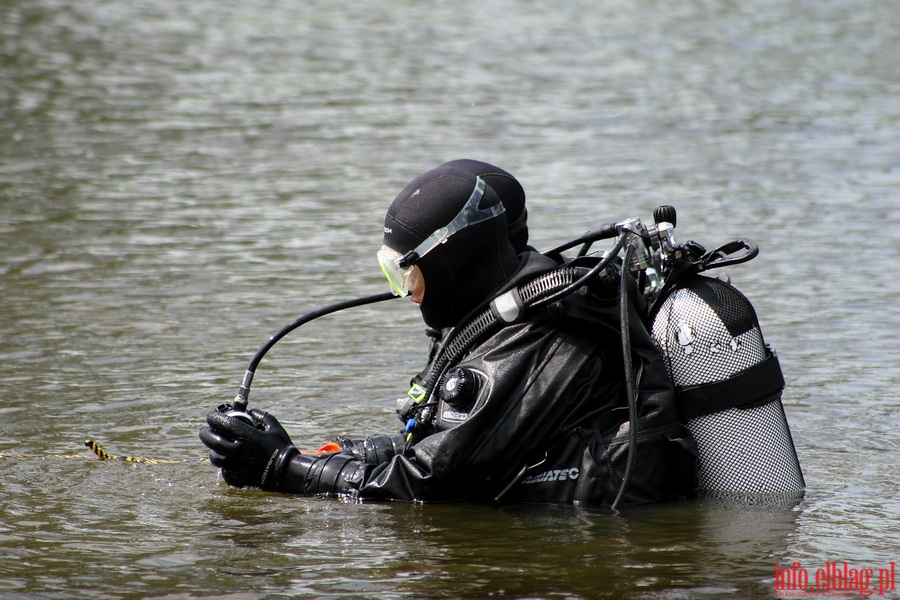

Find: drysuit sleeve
264;434;405;496
335;434;407;465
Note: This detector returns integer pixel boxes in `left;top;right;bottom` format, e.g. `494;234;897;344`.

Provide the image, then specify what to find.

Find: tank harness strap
676;350;785;420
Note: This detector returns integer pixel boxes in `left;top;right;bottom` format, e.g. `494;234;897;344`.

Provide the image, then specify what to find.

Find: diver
200;164;698;505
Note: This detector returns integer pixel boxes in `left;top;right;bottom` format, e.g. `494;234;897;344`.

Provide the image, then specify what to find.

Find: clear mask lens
377;246;411;297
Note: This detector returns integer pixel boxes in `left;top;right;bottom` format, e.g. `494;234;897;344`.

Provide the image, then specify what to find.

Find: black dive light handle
223;291;398;427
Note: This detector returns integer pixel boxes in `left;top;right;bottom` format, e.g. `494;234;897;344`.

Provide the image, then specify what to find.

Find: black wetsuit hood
382;166;519;330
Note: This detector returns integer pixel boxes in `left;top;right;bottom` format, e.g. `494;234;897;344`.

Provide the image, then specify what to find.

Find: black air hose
232;291;398;412
611;242;638;511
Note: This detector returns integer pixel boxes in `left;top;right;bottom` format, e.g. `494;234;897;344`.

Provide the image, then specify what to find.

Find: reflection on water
1;0;897;597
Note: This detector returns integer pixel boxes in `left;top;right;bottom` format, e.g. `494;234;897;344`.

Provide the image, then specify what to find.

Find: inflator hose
232;291;398;412
532;233;628;310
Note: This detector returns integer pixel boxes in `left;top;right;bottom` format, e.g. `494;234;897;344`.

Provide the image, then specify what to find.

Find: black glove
199;407;299;490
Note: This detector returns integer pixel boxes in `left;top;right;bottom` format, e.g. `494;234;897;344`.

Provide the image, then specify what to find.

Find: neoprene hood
383;166;519;329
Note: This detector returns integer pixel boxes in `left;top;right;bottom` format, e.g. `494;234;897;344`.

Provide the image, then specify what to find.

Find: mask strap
399;177;501;268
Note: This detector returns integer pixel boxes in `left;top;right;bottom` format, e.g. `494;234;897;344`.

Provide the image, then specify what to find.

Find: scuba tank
644;208;805;496
651;275;805;495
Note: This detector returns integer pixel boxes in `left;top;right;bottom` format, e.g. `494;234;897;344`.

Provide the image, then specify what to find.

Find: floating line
83;439;192;464
0;440;205;464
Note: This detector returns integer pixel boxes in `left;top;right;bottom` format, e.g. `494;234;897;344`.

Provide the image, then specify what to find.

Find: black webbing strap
677;351;786;420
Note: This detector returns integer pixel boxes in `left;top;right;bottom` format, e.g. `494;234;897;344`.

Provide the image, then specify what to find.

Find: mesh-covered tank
650;275;804;496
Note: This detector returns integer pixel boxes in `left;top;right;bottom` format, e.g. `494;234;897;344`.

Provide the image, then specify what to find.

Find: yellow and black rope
83;439;184;464
0;440;203;464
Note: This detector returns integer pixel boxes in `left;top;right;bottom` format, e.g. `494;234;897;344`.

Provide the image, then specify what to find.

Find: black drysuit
286;252;698;506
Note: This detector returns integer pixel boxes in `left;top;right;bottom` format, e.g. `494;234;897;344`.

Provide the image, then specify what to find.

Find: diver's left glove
200;408;299;491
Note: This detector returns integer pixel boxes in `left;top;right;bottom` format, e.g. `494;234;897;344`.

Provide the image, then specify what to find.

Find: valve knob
654;205;677;227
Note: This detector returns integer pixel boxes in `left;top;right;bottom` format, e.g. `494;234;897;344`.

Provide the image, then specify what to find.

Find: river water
1;0;897;598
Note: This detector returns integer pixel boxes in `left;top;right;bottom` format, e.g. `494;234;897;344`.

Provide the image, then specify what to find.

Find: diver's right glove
200;407;298;490
200;407;370;496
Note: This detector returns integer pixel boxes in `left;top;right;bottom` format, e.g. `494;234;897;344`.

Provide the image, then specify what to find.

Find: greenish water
1;0;897;598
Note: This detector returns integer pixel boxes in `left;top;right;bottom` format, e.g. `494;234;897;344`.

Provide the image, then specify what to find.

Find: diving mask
377;176;503;297
377;246;416;297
